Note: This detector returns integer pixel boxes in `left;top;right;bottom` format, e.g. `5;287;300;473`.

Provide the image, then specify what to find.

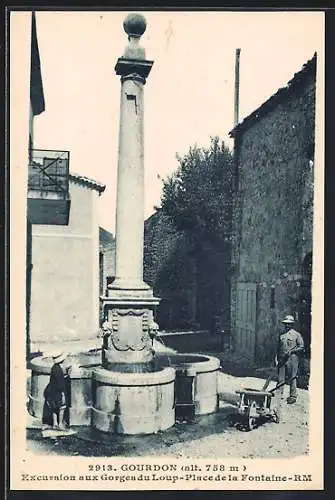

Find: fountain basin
155;353;220;415
92;366;175;435
28;350;220;432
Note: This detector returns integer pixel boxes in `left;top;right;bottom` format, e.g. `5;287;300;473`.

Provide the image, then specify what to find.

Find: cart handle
268;375;297;394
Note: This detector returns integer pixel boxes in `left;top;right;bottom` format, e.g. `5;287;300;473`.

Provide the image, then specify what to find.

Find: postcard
9;9;324;491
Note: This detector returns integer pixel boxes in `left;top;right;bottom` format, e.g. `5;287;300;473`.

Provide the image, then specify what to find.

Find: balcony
27;149;71;225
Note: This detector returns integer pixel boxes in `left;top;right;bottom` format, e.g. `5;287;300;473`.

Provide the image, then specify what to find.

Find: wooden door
235;282;257;360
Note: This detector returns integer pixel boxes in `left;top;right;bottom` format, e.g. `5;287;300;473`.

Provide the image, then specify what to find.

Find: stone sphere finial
123;13;147;38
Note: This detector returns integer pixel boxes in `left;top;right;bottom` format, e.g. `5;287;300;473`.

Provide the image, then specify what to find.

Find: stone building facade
230;54;316;365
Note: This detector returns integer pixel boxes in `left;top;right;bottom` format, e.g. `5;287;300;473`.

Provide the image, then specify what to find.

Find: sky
33;10;324;233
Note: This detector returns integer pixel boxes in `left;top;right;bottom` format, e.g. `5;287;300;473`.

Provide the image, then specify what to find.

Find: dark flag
30;11;45;116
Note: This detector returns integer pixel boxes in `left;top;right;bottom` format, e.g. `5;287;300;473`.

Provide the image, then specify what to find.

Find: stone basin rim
29;353;100;375
29;352;220;376
93;366;175;385
158;353;221;373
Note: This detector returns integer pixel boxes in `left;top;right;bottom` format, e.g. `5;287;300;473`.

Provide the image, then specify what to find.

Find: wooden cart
235;386;280;431
234;350;298;431
233;369;293;431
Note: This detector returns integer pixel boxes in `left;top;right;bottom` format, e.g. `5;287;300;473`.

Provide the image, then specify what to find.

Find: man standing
276;315;305;404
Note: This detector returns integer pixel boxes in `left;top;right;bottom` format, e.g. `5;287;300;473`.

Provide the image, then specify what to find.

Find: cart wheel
247;401;258;431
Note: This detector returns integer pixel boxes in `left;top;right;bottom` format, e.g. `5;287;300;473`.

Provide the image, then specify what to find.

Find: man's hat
52;351;67;363
281;315;295;324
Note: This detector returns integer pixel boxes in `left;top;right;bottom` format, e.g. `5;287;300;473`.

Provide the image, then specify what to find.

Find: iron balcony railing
28;149;70;198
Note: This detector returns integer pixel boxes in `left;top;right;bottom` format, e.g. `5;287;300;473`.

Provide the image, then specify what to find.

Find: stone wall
231;69;315;365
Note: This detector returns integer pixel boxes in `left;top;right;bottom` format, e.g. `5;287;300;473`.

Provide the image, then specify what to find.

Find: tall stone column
101;13;160;368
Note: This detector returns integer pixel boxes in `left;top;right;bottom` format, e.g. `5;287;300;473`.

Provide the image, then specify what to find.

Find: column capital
121;73;146;85
115;57;154;82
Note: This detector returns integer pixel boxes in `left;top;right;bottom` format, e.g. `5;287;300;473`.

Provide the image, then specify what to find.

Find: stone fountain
28;13;221;436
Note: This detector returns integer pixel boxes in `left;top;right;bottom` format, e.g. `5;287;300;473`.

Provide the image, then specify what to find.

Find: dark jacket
43;363;68;411
276;328;304;364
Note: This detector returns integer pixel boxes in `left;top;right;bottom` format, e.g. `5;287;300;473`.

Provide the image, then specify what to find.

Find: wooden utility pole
234;48;241;126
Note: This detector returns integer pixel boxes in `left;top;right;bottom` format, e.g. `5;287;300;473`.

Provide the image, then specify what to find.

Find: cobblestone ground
26;371;309;458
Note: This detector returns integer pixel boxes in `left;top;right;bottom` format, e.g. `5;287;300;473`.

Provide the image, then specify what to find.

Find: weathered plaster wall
30;181;101;347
